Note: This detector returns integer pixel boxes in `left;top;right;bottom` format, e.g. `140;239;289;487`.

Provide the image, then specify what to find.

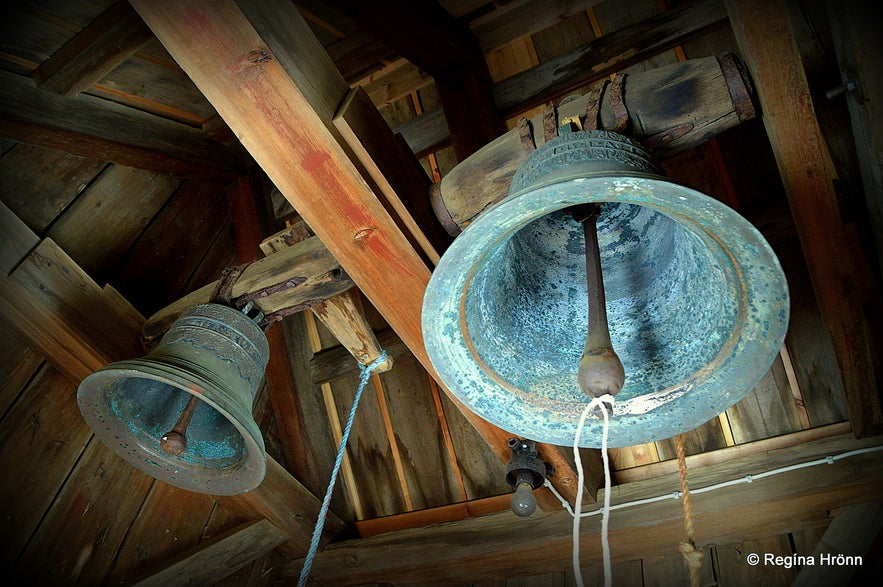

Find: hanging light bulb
505;438;548;517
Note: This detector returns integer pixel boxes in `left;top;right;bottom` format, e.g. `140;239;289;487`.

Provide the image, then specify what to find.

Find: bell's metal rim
423;174;790;448
77;358;266;495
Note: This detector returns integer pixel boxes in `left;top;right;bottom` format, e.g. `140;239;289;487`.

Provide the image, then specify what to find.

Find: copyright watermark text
745;553;862;568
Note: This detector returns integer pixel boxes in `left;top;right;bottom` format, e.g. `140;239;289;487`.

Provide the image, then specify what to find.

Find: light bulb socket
505;438;546;490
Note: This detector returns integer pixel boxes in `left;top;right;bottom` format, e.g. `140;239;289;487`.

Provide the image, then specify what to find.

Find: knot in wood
354;228;374;242
248;49;272;64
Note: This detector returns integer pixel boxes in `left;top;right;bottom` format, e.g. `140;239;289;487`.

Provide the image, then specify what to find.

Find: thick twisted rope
675;434;703;587
297;351;389;587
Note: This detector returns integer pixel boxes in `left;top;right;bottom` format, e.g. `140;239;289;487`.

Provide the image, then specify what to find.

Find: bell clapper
568;204;625;415
160;395;200;456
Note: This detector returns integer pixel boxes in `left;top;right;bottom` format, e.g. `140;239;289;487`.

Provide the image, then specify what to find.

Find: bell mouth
78;361;266;495
76;304;268;495
423;175;789;448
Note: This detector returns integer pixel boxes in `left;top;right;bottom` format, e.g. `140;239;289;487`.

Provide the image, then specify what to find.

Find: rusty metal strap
609;72;630;134
211;263;250;306
517;116;536;154
583;79;610;131
543;102;558;142
235;275;307;307
259;300;318;329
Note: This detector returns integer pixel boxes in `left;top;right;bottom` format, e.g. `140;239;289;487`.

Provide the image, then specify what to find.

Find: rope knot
679;540;704;567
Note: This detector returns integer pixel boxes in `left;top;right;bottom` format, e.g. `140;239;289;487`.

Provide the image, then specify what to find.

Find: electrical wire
545;445;883;522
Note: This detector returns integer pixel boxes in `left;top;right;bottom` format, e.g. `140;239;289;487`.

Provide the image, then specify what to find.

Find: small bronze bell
422;130;789;447
77;303;269;495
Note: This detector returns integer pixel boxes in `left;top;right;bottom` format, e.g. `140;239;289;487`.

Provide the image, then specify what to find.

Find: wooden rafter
394;0;728;155
130;0;598;508
0;70;244;182
326;0;505;159
31;0;153;96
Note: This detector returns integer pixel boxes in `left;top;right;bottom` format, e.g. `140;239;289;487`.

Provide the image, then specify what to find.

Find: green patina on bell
77;303;268;495
422;130;789;448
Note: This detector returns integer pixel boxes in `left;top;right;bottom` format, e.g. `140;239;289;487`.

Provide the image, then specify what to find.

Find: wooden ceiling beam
469;0;606;53
725;0;882;437
31;0;153;97
130;0;596;508
395;0;728;154
285;431;883;583
0;70;245;182
326;0;505;159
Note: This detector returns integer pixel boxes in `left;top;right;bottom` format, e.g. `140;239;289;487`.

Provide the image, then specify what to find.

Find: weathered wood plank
469;0;604;54
133;519;288;587
713;534;797;586
32;0;153;96
107;482;217;585
494;0;727;117
725;0;882;437
141;235;354;348
47;163;180;277
13;439;155;584
354;493;514;538
289;432;883;584
1;238;145;381
394;0;728;151
91;49;219;125
111;180;228;315
0;69;244;182
641;548;716;587
328;0;506;160
724;353;803;443
0;200;39;276
378;352;462;510
282;313;359;521
361;59;434;108
214;456;348;557
0;143;106;233
615;422;851;484
0;322;44;418
0;365;92;570
825;0;883;280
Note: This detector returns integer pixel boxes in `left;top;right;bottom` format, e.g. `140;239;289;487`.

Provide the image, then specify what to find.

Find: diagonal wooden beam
792;500;883;586
0;70;245;182
130;0;596;508
133;519;287;586
32;0;153;96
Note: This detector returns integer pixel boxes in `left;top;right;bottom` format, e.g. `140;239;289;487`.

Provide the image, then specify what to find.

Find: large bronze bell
422;129;789;448
77;303;268;495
